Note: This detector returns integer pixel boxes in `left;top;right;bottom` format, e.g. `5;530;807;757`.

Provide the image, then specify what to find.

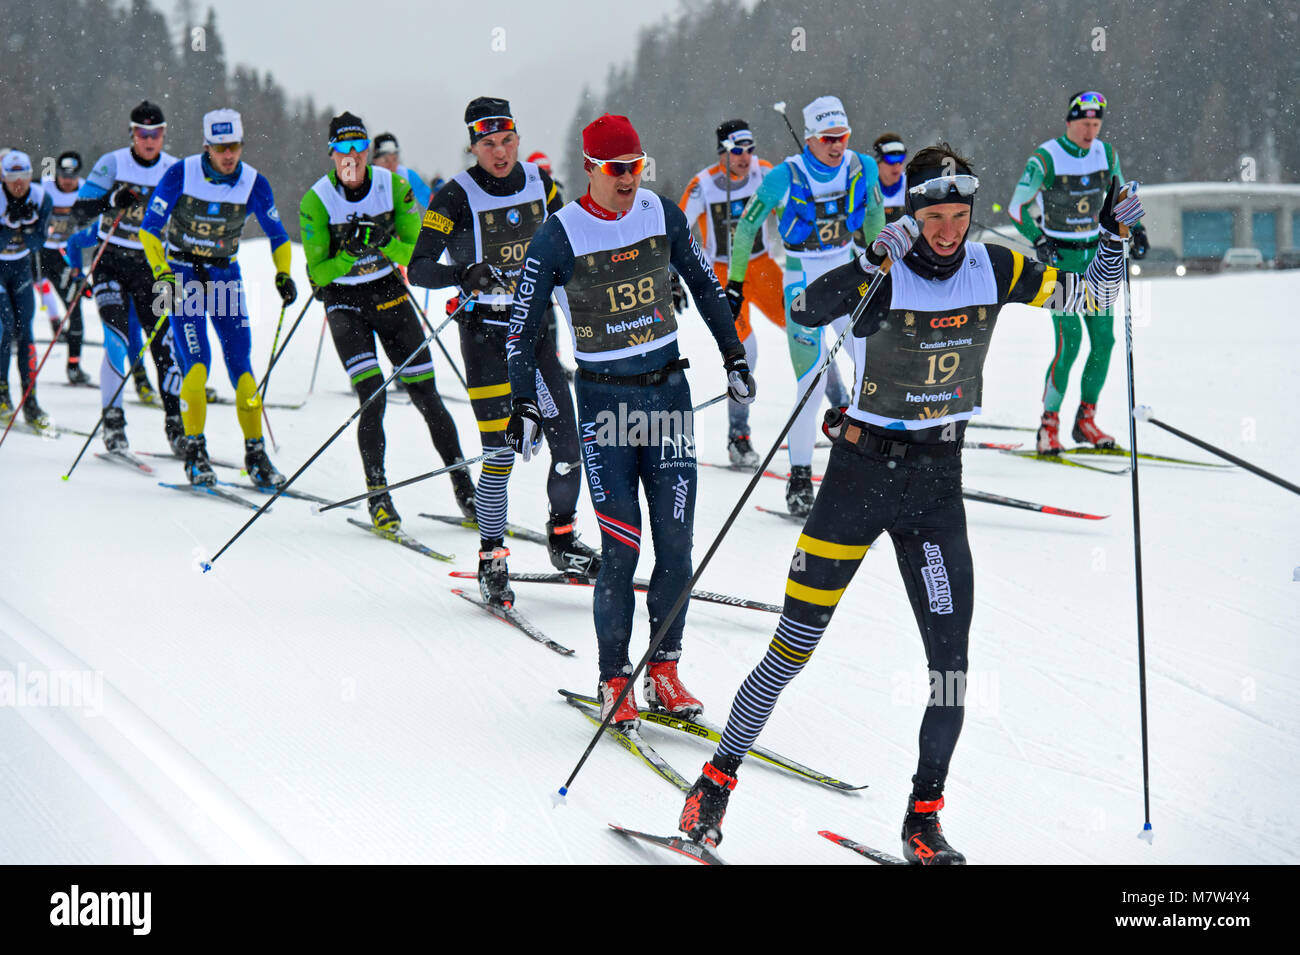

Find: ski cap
526;151;552;173
56;151;82;176
1067;90;1106;122
1;150;33;181
130;100;166;128
328;111;369;145
373;133;400;157
582;114;641;161
203;108;243;145
803;96;850;138
716;118;753;152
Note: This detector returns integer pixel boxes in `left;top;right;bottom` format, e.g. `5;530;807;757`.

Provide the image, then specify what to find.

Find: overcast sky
205;0;694;178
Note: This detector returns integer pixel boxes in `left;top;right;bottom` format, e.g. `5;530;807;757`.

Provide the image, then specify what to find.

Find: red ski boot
644;660;703;718
1071;402;1116;448
1036;410;1063;454
597;676;639;728
679;757;739;846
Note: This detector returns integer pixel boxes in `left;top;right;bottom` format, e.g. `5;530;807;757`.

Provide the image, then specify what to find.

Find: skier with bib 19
504;113;755;722
722;96;884;515
1008;90;1147;453
677;143;1144;863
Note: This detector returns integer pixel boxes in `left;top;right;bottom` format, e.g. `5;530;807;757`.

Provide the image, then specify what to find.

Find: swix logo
672;475;690;522
930;314;967;328
610;250;639;263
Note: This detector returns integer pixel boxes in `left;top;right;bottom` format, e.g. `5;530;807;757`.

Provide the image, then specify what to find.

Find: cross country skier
722;95;884;515
1008;90;1148;453
678;119;785;468
0;150;54;428
504;113;755;722
407;96;599;604
677;144;1144;863
372;133;432;210
300;111;474;529
138;108;294;487
70;101;186;455
872;133;908;223
35;151;92;384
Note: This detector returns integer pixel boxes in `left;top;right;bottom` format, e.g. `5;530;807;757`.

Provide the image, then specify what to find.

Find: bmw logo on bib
731;200;744;216
1080;175;1090;186
207;202;221;215
507;208;521;226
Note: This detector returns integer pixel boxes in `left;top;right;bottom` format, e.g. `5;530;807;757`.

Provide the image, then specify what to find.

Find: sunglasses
908;174;980;200
816;132;850;145
883;153;907;164
209;142;242;154
725;143;755;155
331;139;370;154
1071;92;1107;111
132;125;166;140
468;117;517;137
585;154;648;177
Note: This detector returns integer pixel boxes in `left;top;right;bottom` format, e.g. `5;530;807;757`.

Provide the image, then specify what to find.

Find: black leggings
39;246;83;360
92;244;181;416
715;438;973;795
325;273;465;483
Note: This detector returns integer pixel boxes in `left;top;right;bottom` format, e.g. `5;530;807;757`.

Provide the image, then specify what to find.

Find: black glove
505;397;544;461
1130;224;1149;260
4;195;36;225
458;261;507;297
1033;234;1059;266
723;279;745;318
669;271;688;315
821;405;848;441
109;184;143;210
724;351;756;405
341;218;378;256
274;272;297;305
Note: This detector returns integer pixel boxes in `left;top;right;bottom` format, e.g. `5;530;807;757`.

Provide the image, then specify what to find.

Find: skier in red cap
505;113;755;725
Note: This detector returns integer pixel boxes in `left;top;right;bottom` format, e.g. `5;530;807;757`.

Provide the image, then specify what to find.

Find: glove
4;195;36;226
724;351;756;405
862;215;920;271
445;294;462;316
341;218;377;256
1099;178;1145;242
723;279;745;318
274;272;297;305
1033;234;1059;266
505;397;544;461
669;270;688;315
153;269;179;310
458;261;507;298
109;184;143;210
821;406;848;441
1129;224;1150;260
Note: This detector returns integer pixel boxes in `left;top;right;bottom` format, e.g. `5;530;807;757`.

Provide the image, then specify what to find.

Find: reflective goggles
1070;91;1107;113
584;153;648;177
908;174;980;200
721;138;755;155
815;131;850;145
209;141;242;154
468;116;517;137
330;138;370;154
131;124;167;140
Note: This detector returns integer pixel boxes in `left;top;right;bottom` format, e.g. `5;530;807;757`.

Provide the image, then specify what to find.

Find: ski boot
164;414;185;457
597;675;639;728
477;539;514;608
0;383;11;417
786;465;815;516
102;407;128;453
727;433;760;468
1071;402;1116;449
644;659;703;718
245;437;285;489
901;795;966;865
546;513;600;578
66;359;92;386
133;367;156;405
679;756;739;846
184;434;217;486
1036;410;1062;454
22;395;51;430
450;463;477;520
367;484;400;532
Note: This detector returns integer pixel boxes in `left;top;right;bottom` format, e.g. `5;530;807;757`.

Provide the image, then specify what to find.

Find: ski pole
0;213;123;449
256;291;316;401
62;298;174;479
692;393;727;414
201;302;470;571
405;281;469;394
1134;407;1300;497
1120;247;1153;842
556;260;894;802
307;313;329;396
313;451;492;514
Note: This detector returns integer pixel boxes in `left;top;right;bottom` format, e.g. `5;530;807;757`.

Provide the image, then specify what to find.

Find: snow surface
2;239;1297;864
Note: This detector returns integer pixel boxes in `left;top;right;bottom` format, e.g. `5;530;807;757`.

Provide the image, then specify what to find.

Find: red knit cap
582;114;642;161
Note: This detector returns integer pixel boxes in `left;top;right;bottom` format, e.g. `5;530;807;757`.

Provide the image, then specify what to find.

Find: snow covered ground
2;239;1296;864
